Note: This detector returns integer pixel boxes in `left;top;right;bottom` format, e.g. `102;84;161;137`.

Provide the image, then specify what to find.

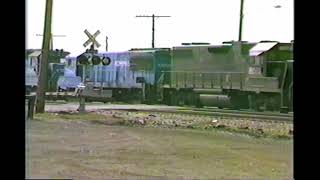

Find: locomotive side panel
84;51;155;89
167;43;252;89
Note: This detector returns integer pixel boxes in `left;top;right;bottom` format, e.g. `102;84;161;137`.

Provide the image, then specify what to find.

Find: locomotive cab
248;41;279;76
244;41;293;112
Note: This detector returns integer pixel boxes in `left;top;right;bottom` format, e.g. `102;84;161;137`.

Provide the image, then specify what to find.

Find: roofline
129;48;171;51
253;43;282;57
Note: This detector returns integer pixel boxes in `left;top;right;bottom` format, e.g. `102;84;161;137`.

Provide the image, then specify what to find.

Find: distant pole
35;0;53;113
152;14;155;48
106;36;108;51
238;0;244;41
136;14;171;48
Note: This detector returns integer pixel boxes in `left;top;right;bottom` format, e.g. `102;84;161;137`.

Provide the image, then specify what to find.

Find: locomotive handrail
157;73;165;85
280;61;288;107
92;69;153;73
160;70;246;74
288;82;293;102
265;60;294;63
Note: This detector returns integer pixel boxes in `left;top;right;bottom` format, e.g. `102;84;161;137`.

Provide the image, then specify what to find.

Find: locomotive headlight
92;55;101;65
102;57;111;66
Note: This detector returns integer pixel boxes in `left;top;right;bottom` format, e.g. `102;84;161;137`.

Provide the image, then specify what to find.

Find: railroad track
29;92;76;97
182;107;293;118
179;108;292;122
27;92;293;122
110;107;293;122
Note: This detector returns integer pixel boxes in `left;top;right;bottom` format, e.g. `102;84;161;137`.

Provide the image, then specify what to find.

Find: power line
36;33;66;50
135;14;171;48
36;34;66;37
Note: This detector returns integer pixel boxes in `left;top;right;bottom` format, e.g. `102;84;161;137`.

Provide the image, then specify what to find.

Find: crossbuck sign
83;29;101;48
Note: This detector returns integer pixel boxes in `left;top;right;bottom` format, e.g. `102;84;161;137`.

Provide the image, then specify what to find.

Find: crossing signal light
77;52;111;66
77;53;90;65
102;57;111;65
92;55;101;65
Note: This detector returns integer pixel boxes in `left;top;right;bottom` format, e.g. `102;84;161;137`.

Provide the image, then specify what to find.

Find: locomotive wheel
164;90;177;106
26;87;31;95
184;92;194;106
163;90;172;105
248;94;260;111
196;102;203;108
170;92;178;106
31;86;37;92
266;97;280;111
255;100;264;112
177;92;186;106
195;94;203;108
230;93;249;110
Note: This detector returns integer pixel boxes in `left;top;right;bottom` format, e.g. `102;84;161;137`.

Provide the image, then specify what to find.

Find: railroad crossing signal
83;29;101;48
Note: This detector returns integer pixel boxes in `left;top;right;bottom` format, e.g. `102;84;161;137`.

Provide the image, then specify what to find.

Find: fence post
76;86;86;113
26;95;36;120
78;95;86;113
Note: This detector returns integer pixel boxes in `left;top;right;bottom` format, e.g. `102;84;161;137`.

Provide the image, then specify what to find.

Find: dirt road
26;112;293;179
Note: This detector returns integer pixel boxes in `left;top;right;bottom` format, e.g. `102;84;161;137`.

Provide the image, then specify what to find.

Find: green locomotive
158;41;293;112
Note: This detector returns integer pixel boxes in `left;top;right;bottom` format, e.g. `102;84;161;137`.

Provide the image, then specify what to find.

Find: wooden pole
35;0;53;113
136;14;171;48
152;14;155;48
238;0;244;41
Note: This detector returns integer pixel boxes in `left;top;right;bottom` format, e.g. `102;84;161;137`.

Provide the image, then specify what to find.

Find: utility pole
35;0;53;113
238;0;244;41
36;34;66;50
105;36;108;51
237;0;283;42
136;14;171;48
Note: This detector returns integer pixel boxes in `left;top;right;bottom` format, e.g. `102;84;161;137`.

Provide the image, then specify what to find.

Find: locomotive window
130;53;153;70
254;57;263;65
173;49;193;57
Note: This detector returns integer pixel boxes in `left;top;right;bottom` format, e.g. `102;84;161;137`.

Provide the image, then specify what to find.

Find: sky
26;0;294;56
